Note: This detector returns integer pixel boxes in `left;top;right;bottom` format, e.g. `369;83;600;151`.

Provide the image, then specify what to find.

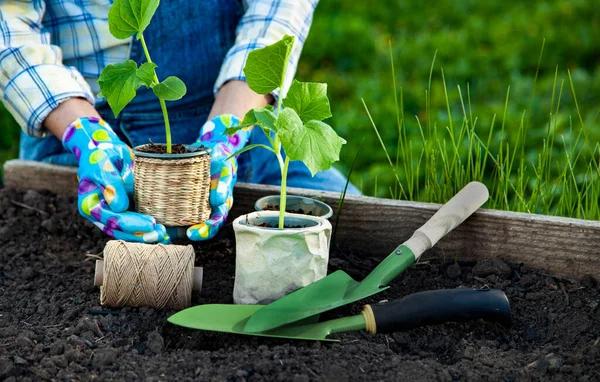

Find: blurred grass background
1;0;599;217
296;0;599;217
0;104;19;170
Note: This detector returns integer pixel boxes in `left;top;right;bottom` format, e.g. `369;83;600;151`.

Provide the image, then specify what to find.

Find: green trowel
243;182;489;333
168;289;511;341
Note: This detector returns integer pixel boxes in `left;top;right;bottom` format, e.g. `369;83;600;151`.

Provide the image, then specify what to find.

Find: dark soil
137;142;188;154
136;142;206;155
1;187;599;381
254;223;304;229
263;205;313;216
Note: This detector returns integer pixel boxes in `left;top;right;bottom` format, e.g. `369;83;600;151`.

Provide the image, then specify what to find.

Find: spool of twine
134;153;211;226
101;240;195;309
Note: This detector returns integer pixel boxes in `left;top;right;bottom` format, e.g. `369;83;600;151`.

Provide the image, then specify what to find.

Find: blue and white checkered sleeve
0;1;94;138
213;0;318;101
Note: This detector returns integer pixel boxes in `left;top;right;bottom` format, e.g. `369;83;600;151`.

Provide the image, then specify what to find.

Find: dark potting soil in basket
136;142;190;155
0;187;599;381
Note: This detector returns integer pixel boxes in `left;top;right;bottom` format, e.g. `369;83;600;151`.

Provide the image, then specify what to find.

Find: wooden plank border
4;159;600;279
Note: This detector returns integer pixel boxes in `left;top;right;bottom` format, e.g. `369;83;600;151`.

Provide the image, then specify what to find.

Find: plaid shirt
0;0;317;138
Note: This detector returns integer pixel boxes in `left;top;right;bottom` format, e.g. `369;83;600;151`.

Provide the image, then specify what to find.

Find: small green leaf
226;106;276;135
243;35;294;95
108;0;160;39
275;107;303;138
225;143;276;161
277;108;346;176
283;80;332;123
98;60;156;117
240;108;258;126
253;107;278;131
235;107;278;131
225;126;248;135
137;62;157;87
153;76;187;101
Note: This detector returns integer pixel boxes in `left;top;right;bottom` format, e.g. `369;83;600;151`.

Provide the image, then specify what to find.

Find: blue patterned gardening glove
187;114;251;240
62;117;169;243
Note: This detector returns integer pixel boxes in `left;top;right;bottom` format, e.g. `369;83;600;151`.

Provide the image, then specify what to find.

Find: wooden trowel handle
94;260;203;293
403;182;489;259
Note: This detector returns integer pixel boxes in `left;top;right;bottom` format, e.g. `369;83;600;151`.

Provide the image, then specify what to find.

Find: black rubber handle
370;289;511;334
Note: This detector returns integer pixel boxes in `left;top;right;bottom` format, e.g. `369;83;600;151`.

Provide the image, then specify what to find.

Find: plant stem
158;98;172;153
275;86;284;227
275;43;292;225
139;34;172;153
279;156;290;229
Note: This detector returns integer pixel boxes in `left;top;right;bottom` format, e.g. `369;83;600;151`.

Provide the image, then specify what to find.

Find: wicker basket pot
133;144;211;227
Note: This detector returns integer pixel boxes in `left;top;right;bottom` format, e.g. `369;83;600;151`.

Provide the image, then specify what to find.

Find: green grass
297;0;600;220
363;41;599;219
0;104;20;176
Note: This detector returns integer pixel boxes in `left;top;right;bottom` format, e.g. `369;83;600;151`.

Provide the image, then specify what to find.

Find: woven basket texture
133;154;211;226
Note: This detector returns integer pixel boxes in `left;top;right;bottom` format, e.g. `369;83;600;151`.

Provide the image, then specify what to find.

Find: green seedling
98;0;186;154
227;35;346;228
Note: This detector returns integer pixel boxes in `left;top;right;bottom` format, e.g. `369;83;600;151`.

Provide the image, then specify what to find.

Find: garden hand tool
243;181;489;333
187;114;251;241
62;117;168;243
168;288;511;341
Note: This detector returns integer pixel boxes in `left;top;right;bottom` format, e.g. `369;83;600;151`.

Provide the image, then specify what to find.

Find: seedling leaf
97;60;157;117
226;107;278;135
225;126;250;135
275;107;303;139
244;35;294;95
241;109;258;126
253;107;278;131
108;0;160;39
284;80;332;123
277;109;346;175
137;62;158;87
153;76;187;101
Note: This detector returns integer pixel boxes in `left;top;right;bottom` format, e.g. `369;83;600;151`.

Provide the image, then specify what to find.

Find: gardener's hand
62;117;169;243
187;114;251;240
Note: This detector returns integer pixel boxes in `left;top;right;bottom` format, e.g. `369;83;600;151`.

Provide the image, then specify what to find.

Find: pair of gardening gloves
62;115;249;243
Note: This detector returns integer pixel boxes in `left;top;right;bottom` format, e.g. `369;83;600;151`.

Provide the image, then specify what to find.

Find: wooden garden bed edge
3;159;599;279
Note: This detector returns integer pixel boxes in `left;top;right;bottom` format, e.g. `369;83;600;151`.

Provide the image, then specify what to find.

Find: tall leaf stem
279;156;290;229
274;40;292;226
139;34;172;153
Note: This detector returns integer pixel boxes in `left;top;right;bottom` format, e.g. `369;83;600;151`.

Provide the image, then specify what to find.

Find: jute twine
134;153;211;226
101;240;195;309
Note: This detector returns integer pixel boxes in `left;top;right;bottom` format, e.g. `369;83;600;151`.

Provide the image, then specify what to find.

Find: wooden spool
93;240;203;310
94;260;203;293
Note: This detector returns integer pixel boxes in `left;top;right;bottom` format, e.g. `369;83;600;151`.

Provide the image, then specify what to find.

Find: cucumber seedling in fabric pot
98;0;211;227
227;35;345;304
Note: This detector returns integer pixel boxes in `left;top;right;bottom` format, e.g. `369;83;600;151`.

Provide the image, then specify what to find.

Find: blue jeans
19;0;359;195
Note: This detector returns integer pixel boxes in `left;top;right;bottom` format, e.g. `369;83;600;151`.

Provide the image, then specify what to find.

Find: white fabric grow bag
232;211;332;304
